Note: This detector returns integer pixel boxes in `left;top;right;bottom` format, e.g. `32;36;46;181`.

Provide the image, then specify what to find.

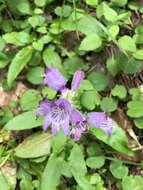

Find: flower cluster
36;67;113;140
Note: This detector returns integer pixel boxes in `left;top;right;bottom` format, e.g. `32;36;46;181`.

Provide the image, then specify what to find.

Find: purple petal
71;70;84;91
44;67;67;91
87;112;113;135
43;115;51;130
74;128;82;141
36;100;51;117
52;125;59;135
71;109;86;125
62;121;70;136
54;98;72;114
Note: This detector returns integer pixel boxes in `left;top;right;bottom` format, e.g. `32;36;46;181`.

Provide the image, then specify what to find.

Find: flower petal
87;112;113;135
71;109;86;125
44;67;67;91
62;121;70;136
43;115;51;130
71;70;84;91
36;100;51;117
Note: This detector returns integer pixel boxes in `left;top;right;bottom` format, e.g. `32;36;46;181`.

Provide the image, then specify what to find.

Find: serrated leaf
7;46;33;87
5;110;43;130
15;132;51;158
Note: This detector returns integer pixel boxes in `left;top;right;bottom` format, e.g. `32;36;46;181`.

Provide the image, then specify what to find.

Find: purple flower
71;70;84;91
87;112;113;135
37;99;72;136
71;109;87;141
44;67;67;91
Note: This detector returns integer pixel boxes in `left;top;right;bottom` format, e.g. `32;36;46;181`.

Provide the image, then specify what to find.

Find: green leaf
111;85;127;99
28;15;45;28
101;97;117;112
86;156;105;169
32;39;44;51
3;32;32;46
87;72;109;91
15;132;51;158
7;46;33;87
26;67;44;85
133;49;143;60
5;110;43;130
134;117;143;129
110;160;128;179
41;154;63;190
69;144;92;190
106;56;120;76
85;0;98;7
108;25;119;38
79;34;102;51
55;5;72;17
90;123;133;155
118;35;136;52
111;0;127;7
0;170;11;190
102;2;118;22
81;90;100;110
0;52;9;69
34;0;47;7
127;100;143;118
122;175;143;190
20;90;41;111
52;130;67;154
43;48;63;71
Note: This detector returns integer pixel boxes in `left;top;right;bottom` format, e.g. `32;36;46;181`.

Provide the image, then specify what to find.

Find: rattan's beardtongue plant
36;67;113;140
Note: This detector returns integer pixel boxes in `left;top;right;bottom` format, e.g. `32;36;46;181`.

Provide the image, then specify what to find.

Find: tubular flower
71;109;87;141
44;67;67;91
71;70;85;91
37;99;72;136
87;112;113;135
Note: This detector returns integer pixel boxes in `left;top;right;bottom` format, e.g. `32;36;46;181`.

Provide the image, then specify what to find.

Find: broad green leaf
7;46;33;87
111;85;127;99
3;32;32;46
32;39;44;51
108;25;119;38
0;170;11;190
81;90;100;110
133;49;143;60
85;0;98;7
106;56;120;76
86;156;105;169
79;34;102;51
42;87;57;100
55;5;72;17
102;2;118;22
5;110;43;130
127;100;143;118
6;0;31;15
90;123;133;155
43;48;63;71
134;117;143;129
15;132;51;158
0;52;9;69
34;0;47;7
118;35;136;52
110;160;128;179
87;72;109;91
111;0;127;7
20;90;41;111
101;97;117;112
26;67;44;85
69;144;92;190
28;15;45;28
41;154;63;190
122;175;143;190
52;130;67;154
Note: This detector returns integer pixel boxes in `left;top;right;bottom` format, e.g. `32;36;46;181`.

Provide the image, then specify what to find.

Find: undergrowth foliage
0;0;143;189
